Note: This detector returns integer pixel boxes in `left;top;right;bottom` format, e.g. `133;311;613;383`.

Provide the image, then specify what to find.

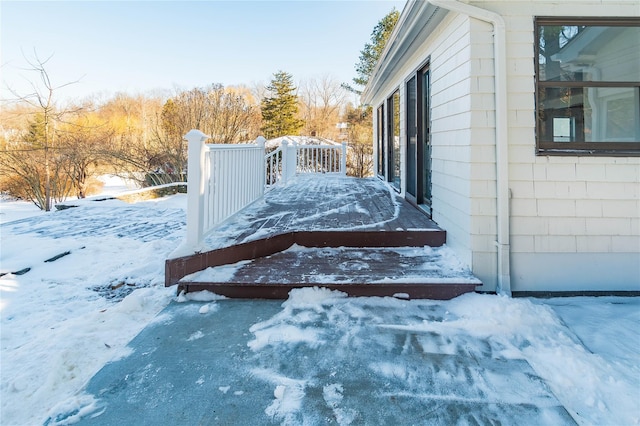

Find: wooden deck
166;176;480;299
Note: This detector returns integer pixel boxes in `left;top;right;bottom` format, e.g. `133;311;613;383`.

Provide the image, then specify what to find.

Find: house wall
431;16;499;291
370;13;500;291
480;0;640;292
369;0;639;293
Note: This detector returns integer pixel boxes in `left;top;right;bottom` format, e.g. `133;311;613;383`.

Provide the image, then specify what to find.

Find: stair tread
181;245;481;286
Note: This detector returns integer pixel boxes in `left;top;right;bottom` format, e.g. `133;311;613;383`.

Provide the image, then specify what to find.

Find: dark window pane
536;19;640;153
540;86;640;143
392;91;401;189
406;77;417;197
539;25;640;82
540;87;586;142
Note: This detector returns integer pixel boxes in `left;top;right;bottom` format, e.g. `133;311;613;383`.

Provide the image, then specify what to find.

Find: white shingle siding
365;1;639;292
612;236;640;253
429;15;499;290
496;0;639;291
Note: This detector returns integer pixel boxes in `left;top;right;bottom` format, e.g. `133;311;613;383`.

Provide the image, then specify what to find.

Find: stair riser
178;282;476;300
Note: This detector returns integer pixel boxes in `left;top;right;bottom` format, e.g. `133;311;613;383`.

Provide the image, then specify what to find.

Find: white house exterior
362;0;640;294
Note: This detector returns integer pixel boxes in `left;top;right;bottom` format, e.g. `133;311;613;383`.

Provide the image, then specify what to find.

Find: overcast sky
1;0;405;103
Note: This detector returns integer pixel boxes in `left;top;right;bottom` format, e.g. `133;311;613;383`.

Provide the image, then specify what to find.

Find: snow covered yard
1;188;639;425
1;193;185;425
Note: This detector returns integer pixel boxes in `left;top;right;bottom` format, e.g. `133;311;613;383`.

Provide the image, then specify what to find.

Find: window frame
387;90;401;190
376;104;385;178
534;17;640;156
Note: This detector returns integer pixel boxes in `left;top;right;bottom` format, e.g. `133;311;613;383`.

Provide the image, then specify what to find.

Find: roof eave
362;1;444;104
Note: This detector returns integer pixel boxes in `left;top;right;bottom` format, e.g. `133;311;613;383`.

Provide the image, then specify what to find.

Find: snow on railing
184;130;265;250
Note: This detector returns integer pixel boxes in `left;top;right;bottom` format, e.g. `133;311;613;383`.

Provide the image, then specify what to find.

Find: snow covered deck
166;176;481;299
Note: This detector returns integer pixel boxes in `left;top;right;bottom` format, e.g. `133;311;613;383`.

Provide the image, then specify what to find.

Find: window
377;105;385;177
535;18;640;155
387;91;401;189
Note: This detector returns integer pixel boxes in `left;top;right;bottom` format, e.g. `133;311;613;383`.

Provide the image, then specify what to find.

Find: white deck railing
265;145;285;188
265;139;347;189
184;130;347;251
296;143;346;174
185;130;266;250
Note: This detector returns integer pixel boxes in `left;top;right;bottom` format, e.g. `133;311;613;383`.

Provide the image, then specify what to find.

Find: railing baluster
287;143;343;175
185;132;268;254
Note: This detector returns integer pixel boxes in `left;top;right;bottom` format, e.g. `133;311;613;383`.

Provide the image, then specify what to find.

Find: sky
0;0;405;104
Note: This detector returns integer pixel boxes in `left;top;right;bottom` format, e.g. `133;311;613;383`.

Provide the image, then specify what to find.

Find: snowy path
52;289;639;426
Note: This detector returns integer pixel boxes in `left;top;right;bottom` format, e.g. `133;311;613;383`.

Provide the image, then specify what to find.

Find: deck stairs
166;176;481;300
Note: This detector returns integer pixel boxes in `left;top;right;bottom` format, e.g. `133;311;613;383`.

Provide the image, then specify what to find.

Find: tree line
0;9;398;210
0;63;367;210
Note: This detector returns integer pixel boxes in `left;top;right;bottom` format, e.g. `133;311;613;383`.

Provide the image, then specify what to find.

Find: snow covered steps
177;245;481;299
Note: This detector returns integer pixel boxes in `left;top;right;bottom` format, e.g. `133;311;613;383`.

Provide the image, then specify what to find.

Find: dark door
406;76;418;201
419;66;432;213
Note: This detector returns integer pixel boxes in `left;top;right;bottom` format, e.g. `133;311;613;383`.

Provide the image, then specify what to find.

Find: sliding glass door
420;66;432;211
405;65;432;213
406;76;418;200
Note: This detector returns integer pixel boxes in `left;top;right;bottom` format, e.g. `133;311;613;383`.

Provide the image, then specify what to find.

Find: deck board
203;176;438;250
167;176;479;299
189;247;480;285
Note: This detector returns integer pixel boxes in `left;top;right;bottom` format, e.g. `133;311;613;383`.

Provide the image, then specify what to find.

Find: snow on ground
0;181;184;425
244;288;639;425
0;198;45;224
94;174;138;196
1;177;639;425
0;174;137;224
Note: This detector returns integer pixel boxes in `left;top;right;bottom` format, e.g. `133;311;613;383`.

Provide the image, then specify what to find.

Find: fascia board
362;1;444;104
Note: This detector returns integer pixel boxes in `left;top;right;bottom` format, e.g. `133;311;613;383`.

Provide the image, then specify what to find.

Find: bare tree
161;84;260;143
0;52;83;210
100;85;261;187
57;113;113;198
299;75;348;139
344;104;373;178
97;93;172;186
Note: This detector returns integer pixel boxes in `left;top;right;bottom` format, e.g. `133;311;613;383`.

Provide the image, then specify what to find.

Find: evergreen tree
24;113;47;147
261;71;303;139
344;9;400;94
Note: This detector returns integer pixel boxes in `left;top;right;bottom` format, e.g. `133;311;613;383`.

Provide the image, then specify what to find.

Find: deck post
287;140;298;181
281;139;297;184
281;140;289;184
185;129;210;252
341;142;347;175
255;136;267;190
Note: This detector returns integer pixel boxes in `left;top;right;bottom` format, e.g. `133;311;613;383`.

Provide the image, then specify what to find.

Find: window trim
376;104;385;179
534;16;640;156
387;90;401;190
